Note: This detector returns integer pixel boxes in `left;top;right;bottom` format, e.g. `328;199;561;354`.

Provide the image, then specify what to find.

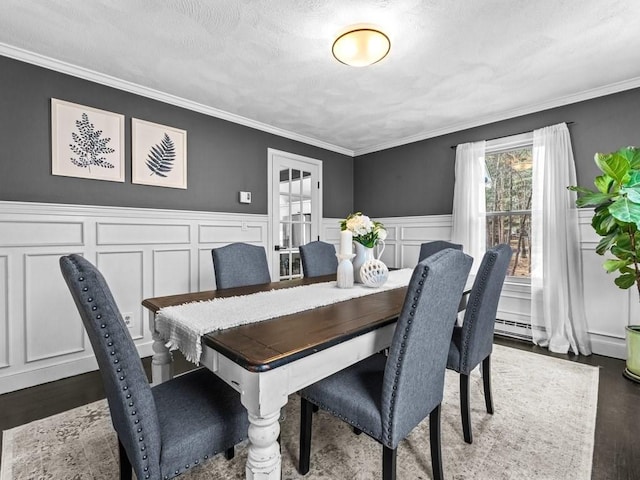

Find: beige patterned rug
1;345;598;480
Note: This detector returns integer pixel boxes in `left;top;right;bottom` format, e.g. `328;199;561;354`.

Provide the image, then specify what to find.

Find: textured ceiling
1;0;640;155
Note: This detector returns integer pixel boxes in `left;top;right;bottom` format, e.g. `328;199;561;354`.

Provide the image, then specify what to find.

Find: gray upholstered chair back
299;241;338;278
418;240;463;262
211;242;271;289
381;248;472;447
60;254;162;479
457;244;512;374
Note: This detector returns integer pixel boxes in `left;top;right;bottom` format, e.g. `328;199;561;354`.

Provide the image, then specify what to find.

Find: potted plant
569;145;640;381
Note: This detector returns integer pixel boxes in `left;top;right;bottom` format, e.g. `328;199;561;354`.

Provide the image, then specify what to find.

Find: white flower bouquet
340;212;387;248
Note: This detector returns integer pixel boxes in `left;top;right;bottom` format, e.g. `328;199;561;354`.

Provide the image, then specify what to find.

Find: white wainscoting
0;201;269;394
0;205;626;394
326;211;628;359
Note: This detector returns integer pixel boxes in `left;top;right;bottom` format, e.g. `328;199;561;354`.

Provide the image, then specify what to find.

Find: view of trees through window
485;146;533;277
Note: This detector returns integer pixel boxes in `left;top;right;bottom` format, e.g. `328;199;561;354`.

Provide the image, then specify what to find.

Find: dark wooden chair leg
482;355;494;414
382;445;397;480
224;446;235;460
460;373;473;444
299;398;313;475
118;438;132;480
429;404;443;480
312;404;319;413
353;427;362;435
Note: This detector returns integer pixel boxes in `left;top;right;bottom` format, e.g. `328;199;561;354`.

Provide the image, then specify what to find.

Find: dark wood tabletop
142;274;408;372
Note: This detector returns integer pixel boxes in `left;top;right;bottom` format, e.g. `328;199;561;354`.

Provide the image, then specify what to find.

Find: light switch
239;191;252;204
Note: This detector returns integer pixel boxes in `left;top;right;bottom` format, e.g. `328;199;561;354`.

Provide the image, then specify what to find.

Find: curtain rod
449;121;574;149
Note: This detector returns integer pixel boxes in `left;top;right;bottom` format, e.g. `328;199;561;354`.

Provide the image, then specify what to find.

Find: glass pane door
269;149;322;281
278;168;312;280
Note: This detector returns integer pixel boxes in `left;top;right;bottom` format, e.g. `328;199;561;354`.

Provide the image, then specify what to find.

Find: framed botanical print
51;98;125;182
132;118;187;189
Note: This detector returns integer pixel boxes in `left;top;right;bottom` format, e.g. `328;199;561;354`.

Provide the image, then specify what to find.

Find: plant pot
623;325;640;383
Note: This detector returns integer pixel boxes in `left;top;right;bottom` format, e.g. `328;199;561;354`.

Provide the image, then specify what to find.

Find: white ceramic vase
353;240;385;283
353;242;374;283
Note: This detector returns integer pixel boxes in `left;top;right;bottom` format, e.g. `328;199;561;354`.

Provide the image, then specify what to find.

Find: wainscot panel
0;201;268;394
326;211;626;359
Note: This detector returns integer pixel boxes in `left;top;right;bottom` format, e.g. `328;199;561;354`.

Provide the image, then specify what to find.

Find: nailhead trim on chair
70;257;153;480
383;265;428;447
459;251;496;374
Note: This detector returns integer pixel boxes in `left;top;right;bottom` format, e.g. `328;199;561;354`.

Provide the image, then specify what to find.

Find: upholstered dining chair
418;240;463;262
299;240;338;278
59;254;249;480
447;243;512;444
298;249;473;480
211;242;271;289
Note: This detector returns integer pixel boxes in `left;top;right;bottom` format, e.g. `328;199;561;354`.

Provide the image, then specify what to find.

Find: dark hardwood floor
1;336;639;479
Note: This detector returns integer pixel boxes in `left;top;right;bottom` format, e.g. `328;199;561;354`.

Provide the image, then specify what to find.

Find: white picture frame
132;118;187;189
51;98;125;182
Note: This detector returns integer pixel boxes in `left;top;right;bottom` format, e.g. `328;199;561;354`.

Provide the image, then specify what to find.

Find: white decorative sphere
360;259;389;288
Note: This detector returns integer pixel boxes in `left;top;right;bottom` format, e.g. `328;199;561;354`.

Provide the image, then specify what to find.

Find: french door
267;149;322;281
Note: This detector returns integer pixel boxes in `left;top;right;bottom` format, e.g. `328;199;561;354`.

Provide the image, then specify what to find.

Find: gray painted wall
0;56;353;218
354;87;640;217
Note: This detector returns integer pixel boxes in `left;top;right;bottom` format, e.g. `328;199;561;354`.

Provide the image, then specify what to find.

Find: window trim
485;131;534;283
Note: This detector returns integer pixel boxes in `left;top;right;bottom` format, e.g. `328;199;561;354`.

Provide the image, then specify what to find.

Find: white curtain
451;141;487;273
531;123;591;355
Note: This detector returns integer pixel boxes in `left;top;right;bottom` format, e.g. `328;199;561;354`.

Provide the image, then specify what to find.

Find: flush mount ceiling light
332;27;390;67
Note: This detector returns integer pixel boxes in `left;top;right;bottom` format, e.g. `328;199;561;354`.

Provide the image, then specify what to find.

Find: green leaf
594;175;614;194
611;244;634;260
621;170;640;203
609;197;640;228
575;191;615;207
618;146;640;169
592;208;619;236
604;258;630;273
614;273;637;289
596;232;618;255
595;152;630;184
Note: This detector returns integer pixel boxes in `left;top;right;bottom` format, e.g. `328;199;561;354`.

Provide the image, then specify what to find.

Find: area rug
1;344;598;480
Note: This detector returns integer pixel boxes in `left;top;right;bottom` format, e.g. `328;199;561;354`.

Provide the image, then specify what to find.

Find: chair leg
118;438;132;480
382;445;397;480
460;373;473;444
299;398;313;475
429;405;444;480
353;427;362;435
224;446;235;460
482;355;494;414
312;404;319;413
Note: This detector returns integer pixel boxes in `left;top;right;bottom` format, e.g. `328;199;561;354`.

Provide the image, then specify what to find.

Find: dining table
142;270;470;480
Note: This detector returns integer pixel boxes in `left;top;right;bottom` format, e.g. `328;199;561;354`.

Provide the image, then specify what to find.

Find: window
484;134;533;278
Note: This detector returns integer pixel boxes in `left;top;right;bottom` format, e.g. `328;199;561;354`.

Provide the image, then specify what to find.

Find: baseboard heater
494;318;533;341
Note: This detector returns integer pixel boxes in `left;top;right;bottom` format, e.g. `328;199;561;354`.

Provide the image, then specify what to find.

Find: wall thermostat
239;191;252;204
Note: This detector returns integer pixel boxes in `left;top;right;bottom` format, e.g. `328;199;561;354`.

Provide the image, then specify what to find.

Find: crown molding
353;76;640;156
4;42;639;159
0;43;355;157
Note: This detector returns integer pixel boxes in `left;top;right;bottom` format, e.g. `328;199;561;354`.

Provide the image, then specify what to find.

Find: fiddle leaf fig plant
568;146;640;295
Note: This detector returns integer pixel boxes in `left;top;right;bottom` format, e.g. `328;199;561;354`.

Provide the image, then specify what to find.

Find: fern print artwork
132;118;186;189
51;99;124;182
69;112;115;171
146;133;176;177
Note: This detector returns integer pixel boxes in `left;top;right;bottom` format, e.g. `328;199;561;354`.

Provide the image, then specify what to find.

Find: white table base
150;309;395;480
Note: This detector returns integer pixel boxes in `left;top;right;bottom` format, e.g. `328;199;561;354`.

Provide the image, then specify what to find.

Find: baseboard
0;342;153;395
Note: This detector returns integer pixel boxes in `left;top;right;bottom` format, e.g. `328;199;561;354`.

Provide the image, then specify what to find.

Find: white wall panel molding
0;200;268;394
0;202;626;392
0;255;8;368
198;222;265;244
24;252;86;363
97;222;191;245
0;220;84;247
152;249;192;298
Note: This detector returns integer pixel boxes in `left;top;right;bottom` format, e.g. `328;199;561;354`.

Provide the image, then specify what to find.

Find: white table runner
156;268;414;363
